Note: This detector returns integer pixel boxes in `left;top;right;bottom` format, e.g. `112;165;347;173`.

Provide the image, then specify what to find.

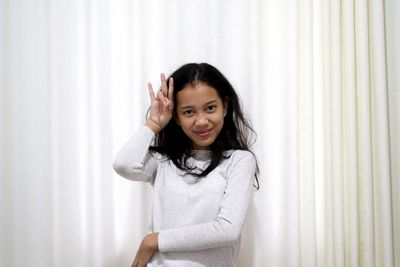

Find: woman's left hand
131;232;159;267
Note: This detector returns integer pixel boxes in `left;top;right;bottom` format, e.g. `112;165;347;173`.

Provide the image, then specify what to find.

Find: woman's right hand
146;73;174;134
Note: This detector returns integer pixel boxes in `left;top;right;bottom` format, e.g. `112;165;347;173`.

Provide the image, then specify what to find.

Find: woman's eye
207;105;216;112
184;110;193;116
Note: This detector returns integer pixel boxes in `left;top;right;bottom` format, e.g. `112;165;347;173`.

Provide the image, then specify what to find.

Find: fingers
148;83;156;102
160;73;168;96
148;73;173;111
168;77;174;101
161;73;174;102
157;90;165;103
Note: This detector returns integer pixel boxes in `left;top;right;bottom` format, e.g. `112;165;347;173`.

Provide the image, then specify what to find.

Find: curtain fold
385;0;400;265
1;0;398;266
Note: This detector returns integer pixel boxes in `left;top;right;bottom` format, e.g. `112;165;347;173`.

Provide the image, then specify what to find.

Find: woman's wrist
145;120;161;134
144;232;159;251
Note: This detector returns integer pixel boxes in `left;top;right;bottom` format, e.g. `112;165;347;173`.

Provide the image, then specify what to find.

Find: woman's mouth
194;129;212;137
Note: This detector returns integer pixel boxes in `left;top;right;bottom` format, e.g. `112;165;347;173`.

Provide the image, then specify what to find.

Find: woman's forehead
176;83;221;108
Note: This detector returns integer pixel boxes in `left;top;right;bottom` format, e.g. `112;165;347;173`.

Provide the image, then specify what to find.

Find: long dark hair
149;63;259;189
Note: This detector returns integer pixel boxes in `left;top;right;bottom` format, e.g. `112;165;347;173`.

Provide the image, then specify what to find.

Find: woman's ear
174;115;181;126
223;97;228;117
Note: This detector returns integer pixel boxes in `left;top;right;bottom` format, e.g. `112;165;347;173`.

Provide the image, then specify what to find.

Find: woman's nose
195;116;208;126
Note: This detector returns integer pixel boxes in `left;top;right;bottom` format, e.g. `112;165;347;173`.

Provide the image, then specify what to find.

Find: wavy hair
149;63;259;189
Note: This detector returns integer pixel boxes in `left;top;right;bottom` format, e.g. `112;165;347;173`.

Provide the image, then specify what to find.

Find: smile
194;129;212;137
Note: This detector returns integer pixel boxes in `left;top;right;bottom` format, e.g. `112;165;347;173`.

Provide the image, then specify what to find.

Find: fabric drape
1;0;398;266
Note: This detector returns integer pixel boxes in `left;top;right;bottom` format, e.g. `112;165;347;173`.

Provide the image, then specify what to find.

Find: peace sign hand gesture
146;73;174;134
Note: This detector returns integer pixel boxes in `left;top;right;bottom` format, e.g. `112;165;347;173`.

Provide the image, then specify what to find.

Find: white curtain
1;0;399;266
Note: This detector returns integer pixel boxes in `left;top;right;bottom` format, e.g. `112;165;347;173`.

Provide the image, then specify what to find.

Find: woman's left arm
157;151;257;252
131;233;159;267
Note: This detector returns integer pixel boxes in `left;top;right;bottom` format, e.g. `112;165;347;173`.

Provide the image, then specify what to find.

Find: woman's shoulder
221;150;257;181
225;149;255;159
223;149;256;166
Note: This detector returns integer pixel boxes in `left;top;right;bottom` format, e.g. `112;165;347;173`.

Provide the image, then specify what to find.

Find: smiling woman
175;83;227;150
147;63;259;179
113;63;259;267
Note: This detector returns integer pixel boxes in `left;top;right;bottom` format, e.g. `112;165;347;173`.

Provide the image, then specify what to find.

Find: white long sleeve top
113;125;256;267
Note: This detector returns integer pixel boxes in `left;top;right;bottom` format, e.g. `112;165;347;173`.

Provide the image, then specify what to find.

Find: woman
113;63;259;267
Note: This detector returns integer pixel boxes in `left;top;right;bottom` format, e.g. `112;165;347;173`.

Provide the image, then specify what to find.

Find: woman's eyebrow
180;100;217;110
204;100;217;106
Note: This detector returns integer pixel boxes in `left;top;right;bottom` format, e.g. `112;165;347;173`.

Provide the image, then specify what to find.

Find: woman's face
175;82;227;150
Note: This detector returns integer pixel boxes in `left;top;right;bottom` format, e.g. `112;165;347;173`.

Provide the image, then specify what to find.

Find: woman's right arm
112;125;158;182
113;73;174;183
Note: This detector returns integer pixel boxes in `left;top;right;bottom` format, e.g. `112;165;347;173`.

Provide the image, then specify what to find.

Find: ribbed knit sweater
113;125;256;267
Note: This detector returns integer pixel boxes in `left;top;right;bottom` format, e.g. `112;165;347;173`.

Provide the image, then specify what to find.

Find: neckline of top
191;150;212;161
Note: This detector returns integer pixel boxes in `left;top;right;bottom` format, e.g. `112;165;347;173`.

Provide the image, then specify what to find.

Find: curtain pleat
341;0;359;265
368;1;394;266
355;0;375;266
298;0;317;266
385;0;400;265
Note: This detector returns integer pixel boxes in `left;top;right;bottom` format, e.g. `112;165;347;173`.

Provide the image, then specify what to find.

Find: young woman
113;63;259;267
